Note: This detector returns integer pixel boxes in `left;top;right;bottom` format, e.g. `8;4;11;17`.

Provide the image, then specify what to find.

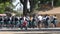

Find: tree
20;0;38;15
54;0;60;6
29;0;35;13
0;0;12;14
20;0;60;15
20;0;27;16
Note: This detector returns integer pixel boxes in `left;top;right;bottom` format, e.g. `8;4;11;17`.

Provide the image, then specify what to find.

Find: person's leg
28;21;30;28
0;21;2;28
19;20;21;28
32;21;35;28
25;26;27;30
4;21;5;27
21;25;23;29
7;21;11;28
8;21;11;28
2;21;4;27
6;21;8;28
54;23;56;27
13;21;15;28
10;21;13;28
47;20;51;28
7;21;10;28
30;21;32;28
44;21;48;28
1;21;3;28
53;20;57;27
38;21;40;28
46;22;49;28
9;21;11;28
18;21;20;28
34;21;37;28
40;21;44;28
16;21;17;28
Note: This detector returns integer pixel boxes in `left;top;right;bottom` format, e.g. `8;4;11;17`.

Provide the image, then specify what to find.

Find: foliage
0;0;60;14
54;0;60;6
0;0;12;14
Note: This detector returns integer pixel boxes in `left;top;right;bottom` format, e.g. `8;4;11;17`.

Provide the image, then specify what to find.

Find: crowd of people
0;14;58;29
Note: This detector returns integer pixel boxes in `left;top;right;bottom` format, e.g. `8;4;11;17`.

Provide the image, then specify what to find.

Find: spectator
52;15;57;27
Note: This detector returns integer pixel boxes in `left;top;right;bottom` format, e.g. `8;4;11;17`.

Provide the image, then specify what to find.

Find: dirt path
0;31;60;34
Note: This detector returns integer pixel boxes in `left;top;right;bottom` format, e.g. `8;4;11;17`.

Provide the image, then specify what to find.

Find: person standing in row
37;14;43;28
52;15;57;27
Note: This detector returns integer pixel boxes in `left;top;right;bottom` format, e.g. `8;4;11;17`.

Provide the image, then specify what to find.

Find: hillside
38;7;60;14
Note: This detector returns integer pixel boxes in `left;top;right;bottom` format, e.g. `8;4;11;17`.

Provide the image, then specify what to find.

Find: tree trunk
52;0;54;7
20;0;27;16
29;0;34;14
23;0;27;16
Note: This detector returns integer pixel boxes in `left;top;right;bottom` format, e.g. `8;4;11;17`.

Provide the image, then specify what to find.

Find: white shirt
23;17;26;21
26;16;30;21
38;16;43;21
43;17;46;20
53;16;57;18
